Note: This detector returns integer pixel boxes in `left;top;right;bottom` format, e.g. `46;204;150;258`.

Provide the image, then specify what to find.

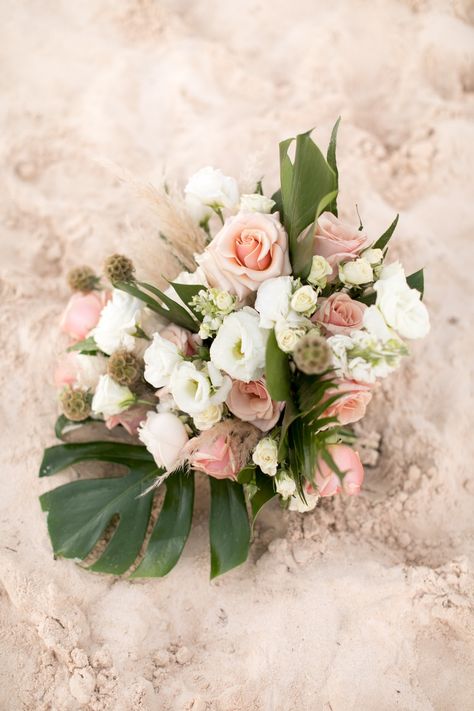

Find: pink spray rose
315;445;365;497
323;380;373;426
160;323;199;356
226;379;284;432
314;212;370;281
106;405;152;436
313;293;366;335
187;433;237;480
196;211;291;300
60;291;108;341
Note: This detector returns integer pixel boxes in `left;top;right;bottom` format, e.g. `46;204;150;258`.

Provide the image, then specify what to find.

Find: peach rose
314;212;370;281
323;380;372;426
315;445;364;497
160;323;199;356
313;293;366;335
60;291;108;341
196;211;291;300
226;379;284;432
188;433;237;480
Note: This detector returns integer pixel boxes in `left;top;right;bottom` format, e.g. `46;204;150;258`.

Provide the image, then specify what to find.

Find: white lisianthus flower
184;166;239;222
307;255;332;288
138;411;189;471
275;321;307;353
275;472;297;498
363;305;392;342
193;404;224;431
290;285;318;315
362;247;384;266
288;492;319;512
252;437;278;476
91;375;134;418
74;354;108;390
339;258;373;286
374;262;430;339
143;333;183;388
170;361;231;415
210;308;269;382
239;193;275;214
93;289;142;355
254;276;294;328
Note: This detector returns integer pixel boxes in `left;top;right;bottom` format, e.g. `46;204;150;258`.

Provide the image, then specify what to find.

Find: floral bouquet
39;122;430;578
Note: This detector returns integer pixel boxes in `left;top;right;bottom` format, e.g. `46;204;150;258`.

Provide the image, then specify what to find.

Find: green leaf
131;470;195;578
116;281;199;332
237;464;256;485
67;336;99;354
169;282;206;321
372;214;399;251
54;415;93;440
326;117;341;216
265;330;292;402
406;268;424;298
39;441;154;477
250;470;276;522
209;478;250;579
357;291;376;306
292;190;338;278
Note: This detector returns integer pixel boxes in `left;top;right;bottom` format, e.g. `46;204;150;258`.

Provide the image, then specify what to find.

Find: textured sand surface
1;1;474;709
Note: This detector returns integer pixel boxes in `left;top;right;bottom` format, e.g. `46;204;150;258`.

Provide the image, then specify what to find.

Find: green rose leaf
406;268;424;298
372;214;399;251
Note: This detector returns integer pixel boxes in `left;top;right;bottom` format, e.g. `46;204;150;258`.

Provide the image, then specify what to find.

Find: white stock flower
374;262;430;339
288;492;319;513
275;321;307;353
210;308;269;382
290;285;318;314
328;330;407;384
93;289;142;355
275;472;297;498
239;193;275;213
170;360;231;415
91;375;134;419
143;333;183;388
339;258;373;286
193;404;224;431
307;255;332;288
252;437;278;476
74;354;108;390
184;166;239;222
362;247;384;265
138;411;189;471
255;276;294;329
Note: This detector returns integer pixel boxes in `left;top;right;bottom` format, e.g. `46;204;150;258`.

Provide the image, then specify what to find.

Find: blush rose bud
292;332;332;375
67;265;99;293
104;254;135;285
60;386;92;421
107;349;142;387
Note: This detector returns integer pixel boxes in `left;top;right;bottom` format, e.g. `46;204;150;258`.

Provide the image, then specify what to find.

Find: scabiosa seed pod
60;386;92;421
67;265;98;293
104;254;135;284
107;349;142;387
292;332;332;375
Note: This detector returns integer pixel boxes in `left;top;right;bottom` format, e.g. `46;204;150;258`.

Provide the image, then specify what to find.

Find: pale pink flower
313;293;366;335
106;405;152;436
60;291;108;341
323;380;373;426
226;379;284;432
315;445;365;497
54;353;78;388
314;212;370;281
187;433;237;480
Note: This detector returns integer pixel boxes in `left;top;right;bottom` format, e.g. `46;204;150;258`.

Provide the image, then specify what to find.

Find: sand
1;0;474;709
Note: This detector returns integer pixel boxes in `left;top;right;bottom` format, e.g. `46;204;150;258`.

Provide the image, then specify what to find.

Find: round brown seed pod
104;254;135;284
107;349;142;387
292;332;332;375
67;265;98;293
60;387;92;421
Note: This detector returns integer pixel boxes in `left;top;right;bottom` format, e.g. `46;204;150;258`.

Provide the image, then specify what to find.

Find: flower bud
293;332;332;374
290;285;318;314
104;254;135;284
339;258;373;286
60;386;91;421
361;248;383;266
307;255;332;288
239;193;275;214
107;349;142;387
67;265;99;293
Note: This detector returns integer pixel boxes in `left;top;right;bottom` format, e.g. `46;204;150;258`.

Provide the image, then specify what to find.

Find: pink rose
54;353;78;388
160;323;199;356
60;291;108;341
196;211;291;300
226;379;284;432
313;293;366;335
314;212;370;281
315;445;365;497
106;405;152;436
323;380;372;426
187;433;237;480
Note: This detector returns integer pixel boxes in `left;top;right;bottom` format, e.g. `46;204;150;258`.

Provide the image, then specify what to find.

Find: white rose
307;255;332;288
290;285;318;314
212;289;235;314
138;411;189;471
288;492;319;513
184;166;239;222
275;321;307;353
91;375;134;419
193;404;223;431
239;193;275;213
339;258;373;286
252;437;278;476
143;333;183;389
275;472;296;498
255;276;294;329
170;360;231;415
93;289;142;355
210;308;269;382
362;248;384;265
75;354;108;390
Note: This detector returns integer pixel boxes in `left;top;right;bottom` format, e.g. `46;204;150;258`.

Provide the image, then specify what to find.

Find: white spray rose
290;285;318;314
74;354;108;390
275;472;297;498
93;289;142;355
255;276;294;329
184;166;239;222
138;411;189;471
210;308;269;382
170;360;231;415
193;404;224;431
339;258;373;286
275;321;307;353
252;437;278;476
91;375;134;419
288;492;319;512
143;333;183;389
374;262;430;339
362;247;384;265
239;193;275;213
307;255;332;288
